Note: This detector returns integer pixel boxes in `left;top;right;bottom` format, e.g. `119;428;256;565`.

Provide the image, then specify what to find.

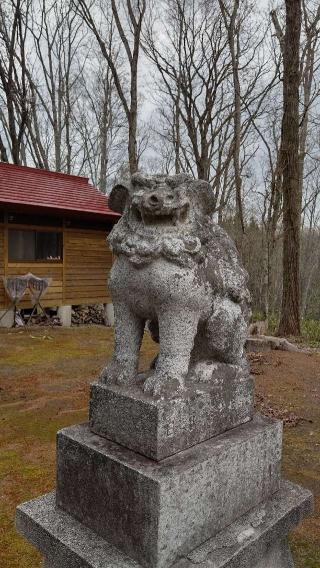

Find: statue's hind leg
204;297;248;365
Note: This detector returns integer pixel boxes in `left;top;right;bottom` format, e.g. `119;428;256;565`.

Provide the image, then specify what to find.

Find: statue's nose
148;193;163;207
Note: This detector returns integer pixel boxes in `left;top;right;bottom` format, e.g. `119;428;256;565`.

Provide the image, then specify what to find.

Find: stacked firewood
71;304;105;325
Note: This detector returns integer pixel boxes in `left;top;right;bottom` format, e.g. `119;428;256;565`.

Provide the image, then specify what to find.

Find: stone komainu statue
101;173;251;396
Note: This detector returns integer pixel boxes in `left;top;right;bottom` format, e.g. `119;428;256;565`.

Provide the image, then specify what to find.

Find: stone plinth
56;415;281;568
90;365;254;460
16;481;313;568
57;305;72;327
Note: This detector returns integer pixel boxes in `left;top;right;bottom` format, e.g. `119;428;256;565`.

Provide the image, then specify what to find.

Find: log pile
71;304;105;325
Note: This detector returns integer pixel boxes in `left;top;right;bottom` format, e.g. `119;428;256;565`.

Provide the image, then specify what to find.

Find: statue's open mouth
132;203;189;228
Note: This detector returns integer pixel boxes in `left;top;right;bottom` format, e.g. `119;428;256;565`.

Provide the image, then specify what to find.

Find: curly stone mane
107;173;215;267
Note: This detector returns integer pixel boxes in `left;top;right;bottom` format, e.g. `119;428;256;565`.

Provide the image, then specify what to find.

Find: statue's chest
109;255;210;316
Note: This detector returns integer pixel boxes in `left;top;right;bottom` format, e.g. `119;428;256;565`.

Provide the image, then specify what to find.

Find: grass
0;326;157;568
300;319;320;347
0;326;319;567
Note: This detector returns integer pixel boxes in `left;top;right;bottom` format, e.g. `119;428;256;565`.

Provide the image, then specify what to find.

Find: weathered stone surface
16;481;313;568
101;172;251;396
56;415;282;568
90;366;254;460
182;480;313;568
42;541;294;568
17;492;140;568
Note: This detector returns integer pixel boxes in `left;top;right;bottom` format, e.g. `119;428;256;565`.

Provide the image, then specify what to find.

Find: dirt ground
0;327;319;568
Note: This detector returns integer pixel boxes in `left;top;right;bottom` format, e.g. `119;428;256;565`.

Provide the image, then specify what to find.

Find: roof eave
0;199;119;220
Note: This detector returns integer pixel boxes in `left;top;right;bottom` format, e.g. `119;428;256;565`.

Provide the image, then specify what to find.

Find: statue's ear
108;183;129;214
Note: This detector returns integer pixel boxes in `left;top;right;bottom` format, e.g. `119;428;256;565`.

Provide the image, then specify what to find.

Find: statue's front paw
100;359;134;386
143;371;184;397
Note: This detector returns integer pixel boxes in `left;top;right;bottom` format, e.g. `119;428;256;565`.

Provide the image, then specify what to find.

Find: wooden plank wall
0;226;5;307
64;229;111;305
0;226;112;309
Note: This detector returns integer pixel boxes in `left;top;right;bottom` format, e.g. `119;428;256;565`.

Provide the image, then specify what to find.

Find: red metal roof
0;162;118;218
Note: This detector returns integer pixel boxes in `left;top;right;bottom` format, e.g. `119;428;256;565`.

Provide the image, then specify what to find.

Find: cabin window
8;230;63;262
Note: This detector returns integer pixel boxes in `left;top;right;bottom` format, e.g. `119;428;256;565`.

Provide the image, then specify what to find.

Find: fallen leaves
255;392;312;428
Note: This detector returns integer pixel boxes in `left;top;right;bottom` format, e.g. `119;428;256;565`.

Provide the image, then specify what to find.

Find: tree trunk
174;94;181;174
278;0;302;336
0;134;8;162
128;111;138;174
261;242;269;320
98;79;109;194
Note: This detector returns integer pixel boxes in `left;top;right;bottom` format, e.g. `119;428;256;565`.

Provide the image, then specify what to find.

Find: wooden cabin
0;163;118;326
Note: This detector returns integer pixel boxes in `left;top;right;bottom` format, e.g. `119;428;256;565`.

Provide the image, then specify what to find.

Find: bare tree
298;0;320;201
0;0;30;164
144;0;234;185
75;0;146;174
73;48;126;191
278;0;302;336
27;0;86;172
253;105;283;319
0;133;9;162
300;166;320;316
145;0;278;239
218;0;244;232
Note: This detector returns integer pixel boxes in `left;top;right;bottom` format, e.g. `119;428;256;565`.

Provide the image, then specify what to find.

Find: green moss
264;316;320;347
0;452;52;568
0;327;160;568
1;406;87;445
0;450;22;477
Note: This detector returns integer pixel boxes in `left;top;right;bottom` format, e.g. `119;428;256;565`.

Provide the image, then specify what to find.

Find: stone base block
16;481;313;568
56;415;281;568
90;364;254;460
57;305;72;327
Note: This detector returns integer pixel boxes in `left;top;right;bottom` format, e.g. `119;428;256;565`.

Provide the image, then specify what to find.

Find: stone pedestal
17;482;312;568
56;416;280;568
16;376;313;568
90;365;254;460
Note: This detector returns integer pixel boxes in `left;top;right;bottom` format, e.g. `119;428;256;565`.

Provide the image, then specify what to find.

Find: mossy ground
0;328;319;567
